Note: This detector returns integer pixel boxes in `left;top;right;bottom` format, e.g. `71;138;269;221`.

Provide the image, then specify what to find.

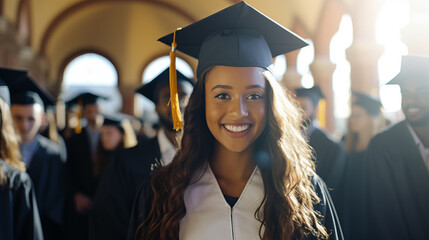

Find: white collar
157;128;176;165
180;165;265;240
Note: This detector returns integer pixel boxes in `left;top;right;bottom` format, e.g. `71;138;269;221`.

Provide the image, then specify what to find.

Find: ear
41;112;48;125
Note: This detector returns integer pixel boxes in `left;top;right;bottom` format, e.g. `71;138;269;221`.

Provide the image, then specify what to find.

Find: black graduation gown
128;173;343;240
89;137;160;240
365;120;429;240
64;127;99;240
341;150;366;240
26;135;66;240
308;128;347;207
0;160;44;240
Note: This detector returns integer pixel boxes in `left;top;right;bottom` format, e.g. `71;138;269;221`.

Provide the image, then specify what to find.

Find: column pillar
310;57;336;132
345;0;385;96
118;85;136;115
401;0;429;55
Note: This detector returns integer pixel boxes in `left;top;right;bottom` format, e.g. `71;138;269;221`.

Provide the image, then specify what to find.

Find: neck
354;131;372;151
162;127;177;148
411;124;429;148
87;122;98;131
22;135;37;145
210;143;255;183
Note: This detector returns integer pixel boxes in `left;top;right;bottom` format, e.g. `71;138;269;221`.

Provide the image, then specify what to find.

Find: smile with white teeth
224;124;250;132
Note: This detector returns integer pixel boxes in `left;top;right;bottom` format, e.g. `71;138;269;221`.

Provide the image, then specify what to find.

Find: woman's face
349;105;371;133
100;125;123;151
205;66;267;153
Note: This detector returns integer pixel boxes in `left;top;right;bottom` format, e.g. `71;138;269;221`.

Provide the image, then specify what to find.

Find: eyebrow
211;84;265;91
211;85;232;91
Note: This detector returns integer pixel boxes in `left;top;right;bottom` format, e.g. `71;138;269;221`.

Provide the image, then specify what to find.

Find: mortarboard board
0;67;54;108
0;68;27;106
387;55;429;85
66;92;108;107
295;85;325;106
159;1;308;79
135;67;194;103
352;91;382;117
102;113;138;148
158;1;308;130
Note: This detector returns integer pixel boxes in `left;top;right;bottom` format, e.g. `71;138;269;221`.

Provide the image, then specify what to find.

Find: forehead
11;104;42;115
205;66;266;88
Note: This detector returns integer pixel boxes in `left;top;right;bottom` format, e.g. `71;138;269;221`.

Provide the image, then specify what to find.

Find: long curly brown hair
0;98;25;186
139;70;329;240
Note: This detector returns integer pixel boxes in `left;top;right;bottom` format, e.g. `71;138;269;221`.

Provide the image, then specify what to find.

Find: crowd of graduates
1;2;429;240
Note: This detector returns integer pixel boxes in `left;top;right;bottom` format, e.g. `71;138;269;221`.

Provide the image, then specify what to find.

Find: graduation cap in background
9;75;55;109
387;55;429;85
0;68;28;106
66;92;108;107
295;85;325;106
352;91;382;117
66;92;108;134
0;68;53;108
135;67;194;104
158;1;308;130
102;113;138;149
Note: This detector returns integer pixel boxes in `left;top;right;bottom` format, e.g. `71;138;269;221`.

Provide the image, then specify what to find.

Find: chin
407;116;429;127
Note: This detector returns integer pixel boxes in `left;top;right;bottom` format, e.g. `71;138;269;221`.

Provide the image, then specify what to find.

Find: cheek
253;104;266;130
205;101;224;131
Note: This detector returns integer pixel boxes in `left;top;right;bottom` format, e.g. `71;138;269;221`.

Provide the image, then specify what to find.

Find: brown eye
215;93;230;99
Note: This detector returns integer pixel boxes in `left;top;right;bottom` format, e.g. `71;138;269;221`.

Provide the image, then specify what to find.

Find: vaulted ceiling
2;0;343;88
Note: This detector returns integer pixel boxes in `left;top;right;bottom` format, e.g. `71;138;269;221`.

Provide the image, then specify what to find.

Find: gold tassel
317;99;326;128
74;100;83;134
48;109;59;144
169;28;183;131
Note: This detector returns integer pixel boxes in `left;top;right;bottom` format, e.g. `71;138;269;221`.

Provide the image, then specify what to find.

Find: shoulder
0;160;33;190
311;128;337;144
114;137;159;171
119;137;158;158
36;135;64;159
369;120;407;147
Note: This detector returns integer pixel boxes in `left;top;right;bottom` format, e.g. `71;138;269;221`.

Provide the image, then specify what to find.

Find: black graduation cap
387;55;429;85
158;1;308;79
66;92;108;107
10;75;55;108
352;91;382;117
0;67;54;108
0;68;27;105
135;67;194;103
102;113;130;132
295;85;325;106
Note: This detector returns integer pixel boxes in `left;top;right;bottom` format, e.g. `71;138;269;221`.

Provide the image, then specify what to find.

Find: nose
230;97;248;117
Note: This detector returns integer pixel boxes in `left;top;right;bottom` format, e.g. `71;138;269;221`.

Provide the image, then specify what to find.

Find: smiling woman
128;2;343;240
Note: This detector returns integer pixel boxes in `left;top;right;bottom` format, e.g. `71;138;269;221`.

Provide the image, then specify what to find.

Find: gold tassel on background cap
74;100;83;134
317;98;326;128
169;28;183;131
47;109;60;144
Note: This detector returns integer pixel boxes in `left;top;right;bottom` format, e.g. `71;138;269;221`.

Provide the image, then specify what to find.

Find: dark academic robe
89;137;160;240
64;127;99;240
0;160;44;240
365;120;429;240
308;128;347;208
128;168;343;240
26;135;66;240
341;151;366;240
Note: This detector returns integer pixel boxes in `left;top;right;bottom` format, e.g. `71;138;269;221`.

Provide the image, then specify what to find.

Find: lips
224;124;250;132
222;123;252;138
